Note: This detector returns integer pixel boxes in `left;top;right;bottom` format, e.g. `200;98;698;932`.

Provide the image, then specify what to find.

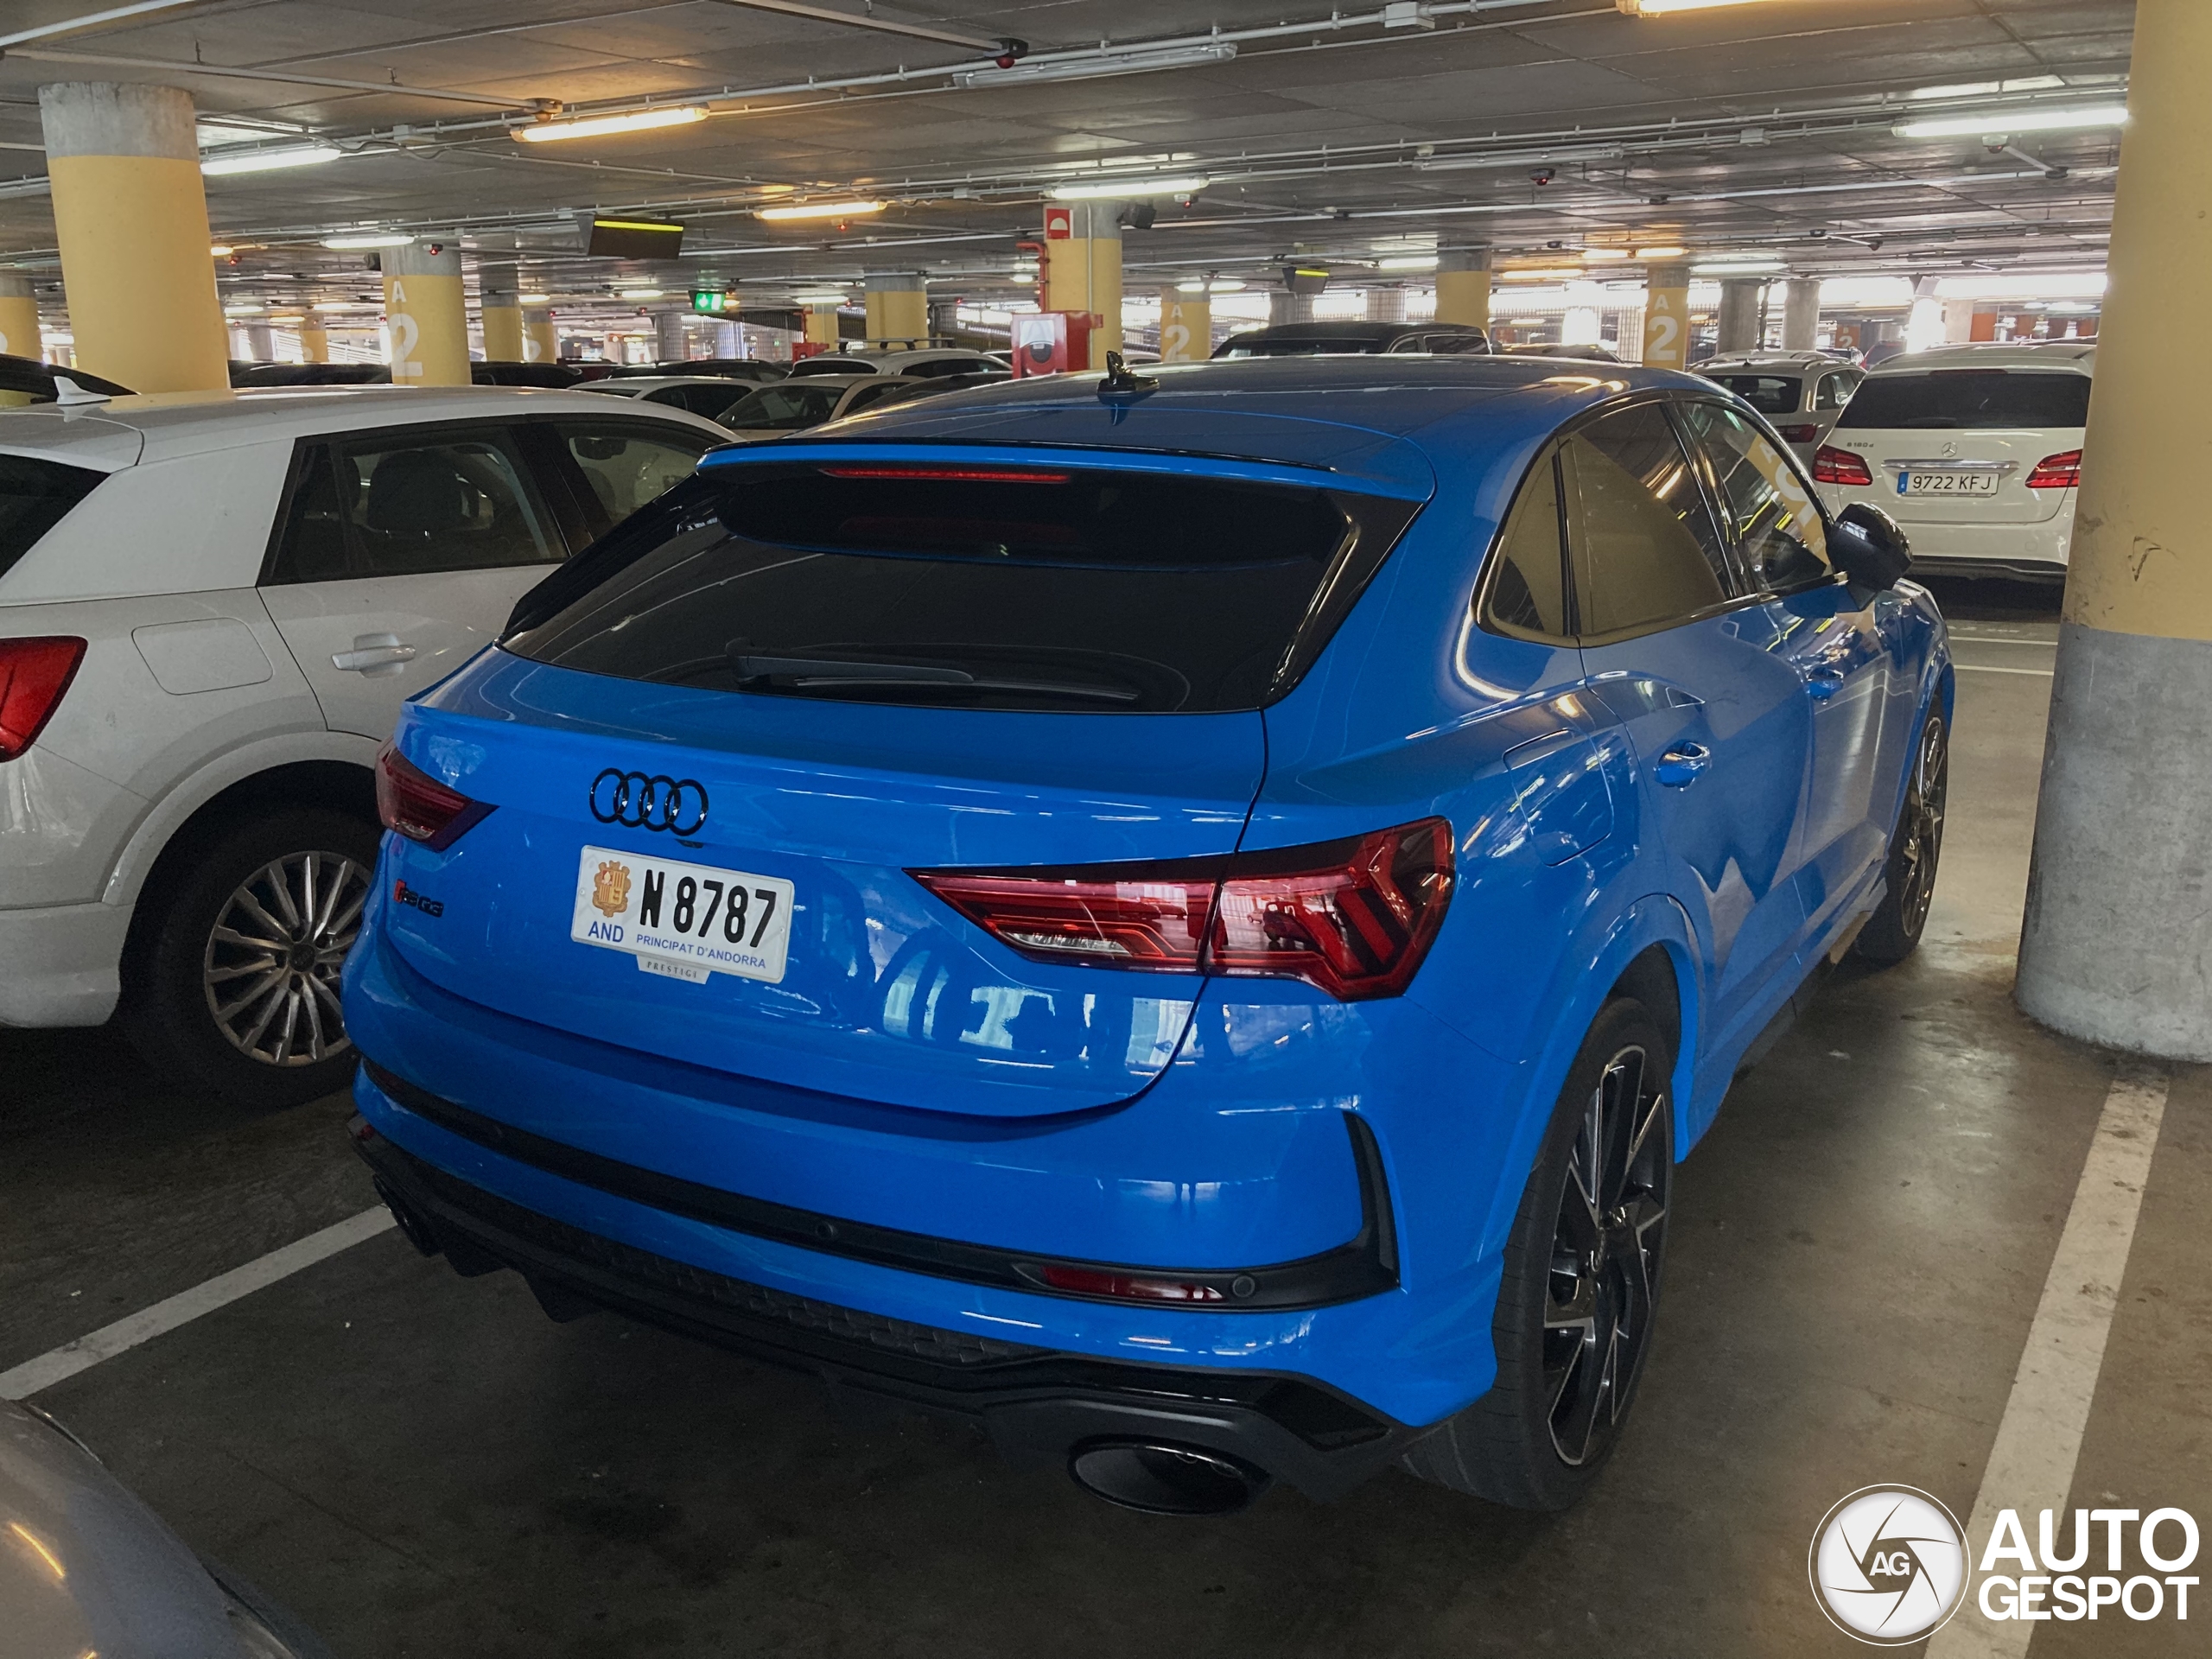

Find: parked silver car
1696;349;1866;464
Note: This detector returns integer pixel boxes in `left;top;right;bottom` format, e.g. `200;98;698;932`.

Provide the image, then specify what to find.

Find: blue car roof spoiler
697;423;1437;503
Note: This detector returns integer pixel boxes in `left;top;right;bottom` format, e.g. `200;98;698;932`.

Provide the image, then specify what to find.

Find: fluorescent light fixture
201;143;341;176
520;294;552;306
222;302;263;315
616;288;664;300
1910;75;2066;100
1508;317;1548;326
1579;249;1630;262
209;245;233;257
756;199;886;221
1377;256;1440;271
1051;175;1207;200
1697;251;1777;264
322;232;415;251
312;300;378;312
1176;278;1246;293
1896;103;2127;139
951;41;1236;89
1617;0;1796;13
1500;267;1585;282
514;106;707;143
1635;245;1688;260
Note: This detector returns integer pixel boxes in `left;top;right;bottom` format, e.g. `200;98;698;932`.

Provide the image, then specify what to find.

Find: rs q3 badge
592;859;632;918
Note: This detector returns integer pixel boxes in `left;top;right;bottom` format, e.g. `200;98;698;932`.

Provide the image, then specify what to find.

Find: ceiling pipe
0;0;222;50
702;0;1023;58
3;45;531;105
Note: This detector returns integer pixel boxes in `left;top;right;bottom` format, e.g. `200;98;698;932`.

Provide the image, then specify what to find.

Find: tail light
1774;423;1819;444
0;636;86;762
376;742;493;850
1813;445;1873;486
912;818;1454;1001
2025;449;2082;489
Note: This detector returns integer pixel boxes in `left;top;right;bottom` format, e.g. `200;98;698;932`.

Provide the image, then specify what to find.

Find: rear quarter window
504;463;1417;713
1838;370;2091;430
0;454;105;583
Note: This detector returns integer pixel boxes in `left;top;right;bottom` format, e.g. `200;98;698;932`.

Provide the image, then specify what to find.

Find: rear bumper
0;900;130;1027
1820;483;2075;579
353;1112;1419;1500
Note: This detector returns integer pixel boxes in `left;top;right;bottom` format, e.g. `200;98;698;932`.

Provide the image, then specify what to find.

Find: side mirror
1832;502;1912;593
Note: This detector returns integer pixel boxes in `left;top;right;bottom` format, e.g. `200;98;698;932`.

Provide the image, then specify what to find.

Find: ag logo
1810;1486;1968;1645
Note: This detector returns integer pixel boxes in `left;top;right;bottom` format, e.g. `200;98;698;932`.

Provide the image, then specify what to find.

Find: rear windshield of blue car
502;461;1416;713
1836;370;2092;430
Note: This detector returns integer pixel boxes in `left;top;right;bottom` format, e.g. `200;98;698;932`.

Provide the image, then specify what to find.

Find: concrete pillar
2017;0;2212;1058
1044;202;1122;357
1642;262;1693;370
1783;277;1821;351
1434;248;1492;331
1269;289;1313;326
1941;297;1977;345
803;306;840;350
38;82;228;391
298;321;329;363
1717;279;1764;353
1616;305;1644;364
1365;286;1407;324
714;319;742;357
239;322;273;361
523;311;556;364
651;310;686;362
0;276;39;361
1160;296;1210;363
379;240;468;385
479;261;523;363
864;272;927;348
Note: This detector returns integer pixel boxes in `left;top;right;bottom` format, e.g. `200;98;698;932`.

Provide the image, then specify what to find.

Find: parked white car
1697;349;1865;466
1813;341;2094;581
0;385;727;1103
576;374;774;419
786;346;1006;379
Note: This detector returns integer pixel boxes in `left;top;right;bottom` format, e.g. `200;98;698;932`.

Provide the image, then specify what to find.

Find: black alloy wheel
1856;709;1948;963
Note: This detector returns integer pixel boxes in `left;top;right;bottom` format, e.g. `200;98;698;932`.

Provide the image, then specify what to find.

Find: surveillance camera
1530;168;1554;187
1808;228;1827;238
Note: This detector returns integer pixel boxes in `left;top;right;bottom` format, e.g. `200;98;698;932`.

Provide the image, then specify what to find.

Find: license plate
570;844;794;984
1901;471;2001;497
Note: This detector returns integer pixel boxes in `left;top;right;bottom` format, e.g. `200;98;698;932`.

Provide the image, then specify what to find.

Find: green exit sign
691;289;731;314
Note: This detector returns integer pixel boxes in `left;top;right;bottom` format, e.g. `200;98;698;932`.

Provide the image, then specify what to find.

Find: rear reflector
1030;1264;1229;1303
912;817;1454;1001
0;636;86;762
1814;445;1873;486
1774;424;1819;445
2025;448;2082;489
377;742;493;850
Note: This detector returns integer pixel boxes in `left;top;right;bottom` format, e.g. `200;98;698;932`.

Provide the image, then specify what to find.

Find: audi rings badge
589;770;709;836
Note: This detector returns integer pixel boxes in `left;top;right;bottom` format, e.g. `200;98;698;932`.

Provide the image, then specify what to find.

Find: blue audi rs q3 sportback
346;356;1948;1515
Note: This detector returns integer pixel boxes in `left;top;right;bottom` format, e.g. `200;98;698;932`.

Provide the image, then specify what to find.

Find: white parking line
1953;663;2055;677
0;1206;394;1402
1924;1070;2171;1659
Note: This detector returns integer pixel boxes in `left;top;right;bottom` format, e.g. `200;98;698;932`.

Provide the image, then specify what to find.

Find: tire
122;807;379;1109
1854;707;1948;966
1401;998;1675;1509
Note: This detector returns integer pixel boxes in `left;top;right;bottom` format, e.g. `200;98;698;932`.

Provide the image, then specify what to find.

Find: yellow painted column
804;306;841;349
1045;202;1122;360
298;321;329;363
478;261;524;362
38;82;229;391
1434;249;1492;332
2016;0;2212;1058
380;239;470;385
1160;296;1210;363
523;311;557;364
1641;262;1693;370
863;274;927;347
0;277;39;361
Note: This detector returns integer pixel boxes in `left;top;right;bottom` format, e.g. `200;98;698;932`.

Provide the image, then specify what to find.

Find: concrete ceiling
0;0;2136;321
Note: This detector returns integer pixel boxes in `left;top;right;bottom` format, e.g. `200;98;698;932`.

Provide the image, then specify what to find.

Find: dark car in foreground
346;356;1945;1516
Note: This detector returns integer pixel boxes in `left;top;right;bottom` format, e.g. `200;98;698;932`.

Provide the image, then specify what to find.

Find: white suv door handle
332;632;418;676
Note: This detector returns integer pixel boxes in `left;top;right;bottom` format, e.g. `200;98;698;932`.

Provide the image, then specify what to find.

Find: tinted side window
555;420;712;529
1561;403;1734;639
1813;372;1856;410
1675;401;1832;593
1478;450;1569;644
266;426;558;583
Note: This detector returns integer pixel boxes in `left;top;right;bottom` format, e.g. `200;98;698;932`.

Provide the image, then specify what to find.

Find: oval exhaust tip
1067;1440;1270;1516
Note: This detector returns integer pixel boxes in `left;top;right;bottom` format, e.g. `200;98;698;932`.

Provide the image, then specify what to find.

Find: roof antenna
50;375;111;407
1097;350;1156;399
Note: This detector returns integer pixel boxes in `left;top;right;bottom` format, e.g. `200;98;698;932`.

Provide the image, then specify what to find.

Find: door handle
1654;742;1710;787
332;632;418;677
1803;666;1846;701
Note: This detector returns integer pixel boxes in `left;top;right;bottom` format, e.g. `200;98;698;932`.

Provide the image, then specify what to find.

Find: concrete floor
4;581;2206;1658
